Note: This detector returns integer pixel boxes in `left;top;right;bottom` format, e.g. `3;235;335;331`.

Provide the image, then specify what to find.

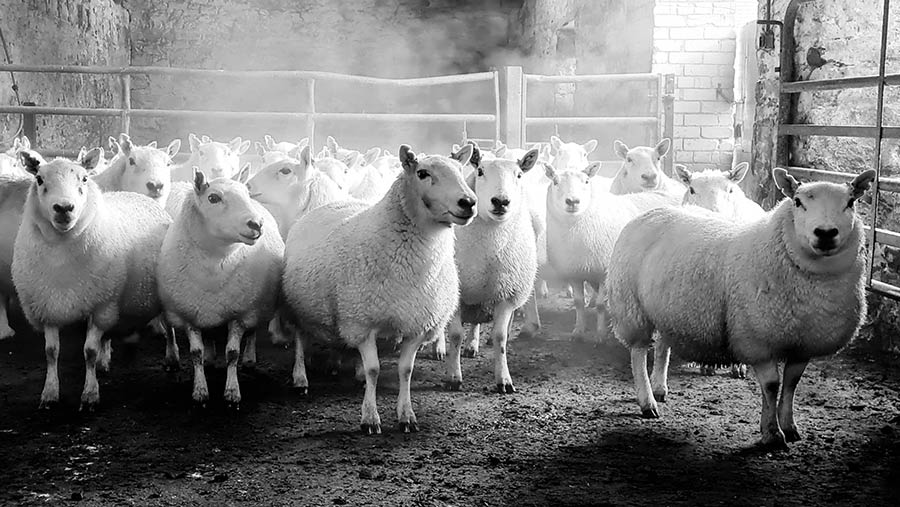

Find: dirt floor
1;292;899;507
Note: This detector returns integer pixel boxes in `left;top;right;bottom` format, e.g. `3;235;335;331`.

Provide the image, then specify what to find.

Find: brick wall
652;0;756;170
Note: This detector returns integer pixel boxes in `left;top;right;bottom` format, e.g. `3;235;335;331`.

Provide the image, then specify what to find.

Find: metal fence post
22;101;36;143
307;79;316;153
662;73;675;177
499;66;524;149
120;74;131;135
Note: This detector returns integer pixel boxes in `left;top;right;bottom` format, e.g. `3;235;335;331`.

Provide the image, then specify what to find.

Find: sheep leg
292;330;309;395
753;360;787;449
537;279;549;299
462;323;480;358
432;325;447;361
631;347;659;418
80;322;104;412
571;281;588;340
98;337;112;373
650;341;670;403
223;321;245;410
731;363;747;379
445;315;465;391
591;282;610;341
39;326;61;409
358;330;382;435
397;332;427;433
242;328;258;368
0;296;14;340
164;324;180;372
519;287;541;340
203;336;216;365
493;301;517;394
188;326;209;407
777;360;809;443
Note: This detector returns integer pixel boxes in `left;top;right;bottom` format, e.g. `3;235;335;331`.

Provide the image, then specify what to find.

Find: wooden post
120;74;131;135
499;66;524;149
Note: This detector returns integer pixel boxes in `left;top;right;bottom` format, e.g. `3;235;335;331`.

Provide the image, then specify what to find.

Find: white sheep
171;133;250;182
254;136;309;166
540;162;682;341
313;146;352;190
346;148;392;203
548;135;597;172
1;137;30;177
675;161;764;378
607;167;875;448
157;167;284;409
93;133;181;205
12;149;172;410
0;173;30;340
609;139;683;195
281;144;477;434
439;147;539;393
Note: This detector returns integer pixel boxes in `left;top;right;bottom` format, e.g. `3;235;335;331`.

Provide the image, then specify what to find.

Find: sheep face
472;149;539;222
117;134;180;203
188;133;249;180
614;139;671;192
316;158;350;190
773;168;876;256
550;135;597;172
678;163;750;215
20;149;101;233
0;153;18;176
400;144;477;228
545;162;603;216
192;169;266;246
246;148;314;207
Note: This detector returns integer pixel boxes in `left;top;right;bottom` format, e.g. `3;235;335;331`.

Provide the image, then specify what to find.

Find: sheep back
0;175;31;296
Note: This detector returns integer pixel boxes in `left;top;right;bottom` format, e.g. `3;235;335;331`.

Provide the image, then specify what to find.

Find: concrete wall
0;0;129;150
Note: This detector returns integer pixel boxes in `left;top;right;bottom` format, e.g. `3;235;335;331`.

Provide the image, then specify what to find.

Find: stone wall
0;0;130;150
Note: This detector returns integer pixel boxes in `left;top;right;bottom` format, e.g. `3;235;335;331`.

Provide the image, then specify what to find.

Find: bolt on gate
777;0;900;299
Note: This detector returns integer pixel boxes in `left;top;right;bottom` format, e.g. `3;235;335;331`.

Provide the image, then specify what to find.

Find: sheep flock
0;131;876;448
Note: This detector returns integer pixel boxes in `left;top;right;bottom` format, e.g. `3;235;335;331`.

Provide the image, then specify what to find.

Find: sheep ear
316;146;331;160
518;148;540;173
234;163;251;184
299;145;314;167
583;161;603;178
451;143;461;154
772;168;800;198
265;135;277;150
363;147;381;166
539;143;552;162
451;144;473;167
399;144;418;173
675;164;692;185
729;162;750;183
255;142;266;157
468;143;482;168
614;140;629;159
465;168;477;190
147;141;158;149
107;136;120;155
544;163;560;185
165;139;181;159
230;138;250;155
849;169;877;199
119;133;134;155
193;167;209;194
76;146;88;164
80;147;104;171
20;149;44;174
494;145;507;157
582;139;598;155
298;138;309;149
655;138;672;158
201;135;211;143
19;136;30;150
326;136;339;154
189;133;201;152
550;136;562;153
341;151;362;169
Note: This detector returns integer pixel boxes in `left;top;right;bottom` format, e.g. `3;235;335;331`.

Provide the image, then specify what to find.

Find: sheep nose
247;219;263;232
491;197;510;208
458;197;476;210
641;173;656;182
146;181;164;193
53;203;74;214
814;227;839;239
565;198;580;207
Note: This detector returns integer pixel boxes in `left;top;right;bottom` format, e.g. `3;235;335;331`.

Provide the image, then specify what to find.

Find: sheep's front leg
224;321;245;409
631;347;659;418
97;337;112;373
398;331;428;433
188;326;209;407
591;283;610;341
493;301;517;394
432;325;447;360
444;312;464;391
778;359;808;443
650;339;670;403
571;281;588;340
537;278;549;299
80;322;104;412
731;363;747;379
164;324;180;372
203;336;216;365
753;360;787;449
462;323;480;358
292;330;309;395
242;328;258;368
519;286;541;339
39;326;60;409
358;330;381;435
0;296;14;340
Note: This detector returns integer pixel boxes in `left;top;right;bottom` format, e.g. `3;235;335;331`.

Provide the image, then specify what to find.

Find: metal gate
777;0;900;299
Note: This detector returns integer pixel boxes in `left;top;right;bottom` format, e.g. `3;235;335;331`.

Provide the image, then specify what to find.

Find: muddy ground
0;292;899;507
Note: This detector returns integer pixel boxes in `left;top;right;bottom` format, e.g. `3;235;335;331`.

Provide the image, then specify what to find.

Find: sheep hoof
398;421;419;433
461;347;478;359
731;365;747;379
0;328;15;340
79;401;98;413
446;380;462;391
38;399;58;411
496;383;516;394
241;360;257;370
641;407;660;419
225;401;241;412
292;385;309;396
360;423;382;435
653;392;666;403
163;361;180;373
783;427;801;443
755;435;789;451
432;347;445;361
192;400;208;411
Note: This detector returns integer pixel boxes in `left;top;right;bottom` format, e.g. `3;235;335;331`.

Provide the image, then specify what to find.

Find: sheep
157;167;284;409
12;149;172;410
93;133;181;205
281;144;477;434
549;135;597;172
607;167;875;448
609;139;683;195
675;161;764;378
347;148;393;203
440;147;539;393
255;136;309;166
0;173;30;340
1;137;29;177
171;133;250;182
313;146;352;190
542;162;682;341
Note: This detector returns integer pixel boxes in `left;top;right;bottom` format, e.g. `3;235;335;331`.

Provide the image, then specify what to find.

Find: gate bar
782;73;900;93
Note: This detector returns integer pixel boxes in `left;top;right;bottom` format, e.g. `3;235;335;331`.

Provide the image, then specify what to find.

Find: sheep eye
82;176;88;183
477;168;484;177
728;187;733;194
689;187;695;194
794;197;804;208
626;157;633;163
129;157;136;165
208;194;222;204
416;170;429;180
35;175;43;185
279;167;292;175
847;198;855;209
517;172;522;179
